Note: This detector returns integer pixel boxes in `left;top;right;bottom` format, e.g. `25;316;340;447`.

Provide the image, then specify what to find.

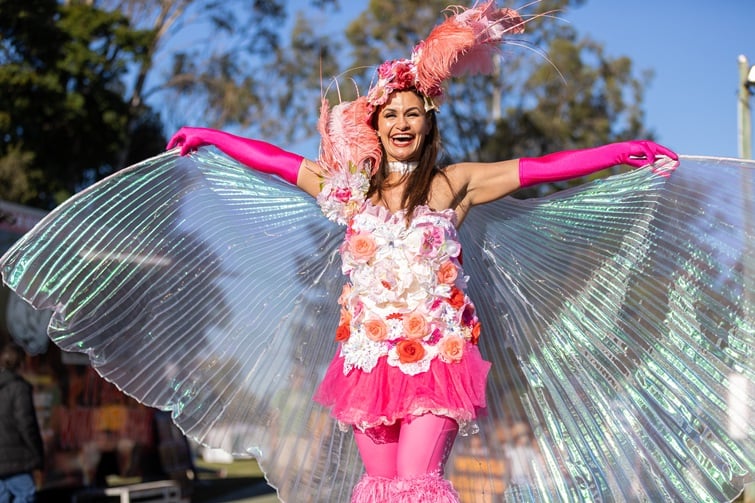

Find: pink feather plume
318;97;382;176
416;1;524;96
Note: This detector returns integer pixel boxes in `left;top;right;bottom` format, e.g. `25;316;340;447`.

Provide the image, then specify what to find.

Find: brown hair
367;93;451;220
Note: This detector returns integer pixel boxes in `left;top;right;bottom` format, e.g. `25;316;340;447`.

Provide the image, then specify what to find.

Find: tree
1;0;655;208
94;0;338;141
0;0;158;208
0;0;338;208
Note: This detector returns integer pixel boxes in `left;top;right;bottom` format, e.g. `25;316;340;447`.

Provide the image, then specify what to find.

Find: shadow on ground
191;476;275;502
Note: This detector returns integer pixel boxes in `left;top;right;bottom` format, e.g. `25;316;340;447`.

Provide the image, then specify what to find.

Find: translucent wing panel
458;156;754;502
1;149;361;501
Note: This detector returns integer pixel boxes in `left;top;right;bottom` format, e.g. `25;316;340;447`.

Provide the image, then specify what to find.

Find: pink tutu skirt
314;343;490;435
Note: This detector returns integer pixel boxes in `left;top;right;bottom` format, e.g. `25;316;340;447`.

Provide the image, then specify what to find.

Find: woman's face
375;90;431;163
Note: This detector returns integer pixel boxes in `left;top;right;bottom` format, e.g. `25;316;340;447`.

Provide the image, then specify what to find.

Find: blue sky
291;0;755;159
568;1;755;158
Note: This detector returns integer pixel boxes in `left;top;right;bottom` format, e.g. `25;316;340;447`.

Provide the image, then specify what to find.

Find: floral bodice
335;201;481;376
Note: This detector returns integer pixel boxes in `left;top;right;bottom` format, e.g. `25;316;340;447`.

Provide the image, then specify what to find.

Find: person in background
0;342;44;503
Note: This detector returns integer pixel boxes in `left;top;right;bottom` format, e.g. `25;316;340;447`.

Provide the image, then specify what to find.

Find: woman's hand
166;127;217;156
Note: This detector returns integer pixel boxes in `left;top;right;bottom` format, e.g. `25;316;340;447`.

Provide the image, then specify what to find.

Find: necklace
387;161;419;174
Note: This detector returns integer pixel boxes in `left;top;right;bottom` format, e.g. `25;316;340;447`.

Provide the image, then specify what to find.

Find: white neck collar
387;161;419;174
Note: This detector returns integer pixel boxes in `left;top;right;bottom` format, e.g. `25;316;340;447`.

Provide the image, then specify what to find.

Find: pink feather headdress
366;1;525;116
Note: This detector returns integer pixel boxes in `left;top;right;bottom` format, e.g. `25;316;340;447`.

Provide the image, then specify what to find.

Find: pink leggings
353;414;459;479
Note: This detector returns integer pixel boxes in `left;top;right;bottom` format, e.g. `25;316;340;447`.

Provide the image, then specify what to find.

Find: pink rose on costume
364;318;388;342
439;335;464;362
420;227;444;257
334;187;352;202
403;312;428;340
348;233;377;262
437;261;458;284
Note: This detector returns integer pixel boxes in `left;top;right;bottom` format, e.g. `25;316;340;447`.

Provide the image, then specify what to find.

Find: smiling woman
1;1;753;502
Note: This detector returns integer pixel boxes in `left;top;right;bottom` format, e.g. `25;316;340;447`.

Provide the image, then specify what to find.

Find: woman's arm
457;140;678;207
167;127;324;198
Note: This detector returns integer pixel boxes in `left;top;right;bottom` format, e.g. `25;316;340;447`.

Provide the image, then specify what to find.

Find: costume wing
3;151;753;502
0;148;363;502
456;156;754;502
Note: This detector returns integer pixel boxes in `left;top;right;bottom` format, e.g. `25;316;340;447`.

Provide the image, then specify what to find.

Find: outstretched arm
167;127;323;197
458;140;678;208
518;140;678;188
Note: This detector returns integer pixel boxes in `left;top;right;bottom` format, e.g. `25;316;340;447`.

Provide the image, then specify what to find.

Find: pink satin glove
518;140;678;188
167;127;303;185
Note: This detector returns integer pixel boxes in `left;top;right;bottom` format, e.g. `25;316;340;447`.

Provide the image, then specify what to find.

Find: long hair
367;94;451;221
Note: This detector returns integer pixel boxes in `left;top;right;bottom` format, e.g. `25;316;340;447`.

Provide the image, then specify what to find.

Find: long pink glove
518;140;678;188
166;127;303;185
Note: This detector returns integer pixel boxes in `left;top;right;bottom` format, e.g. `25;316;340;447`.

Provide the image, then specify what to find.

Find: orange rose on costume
335;324;350;342
439;335;464;362
338;283;352;305
396;340;425;363
470;321;481;345
403;312;428;340
448;286;465;309
364;318;388;342
437;261;458;284
348;233;377;263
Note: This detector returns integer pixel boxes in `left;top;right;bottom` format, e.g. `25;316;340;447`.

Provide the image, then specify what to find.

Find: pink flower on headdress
368;59;420;110
392;60;417;88
333;187;352;202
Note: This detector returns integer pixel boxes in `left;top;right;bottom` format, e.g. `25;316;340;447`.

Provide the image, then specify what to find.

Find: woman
3;3;751;502
167;78;676;500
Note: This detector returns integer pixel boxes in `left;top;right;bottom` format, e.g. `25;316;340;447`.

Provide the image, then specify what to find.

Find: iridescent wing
456;156;754;502
0;148;362;502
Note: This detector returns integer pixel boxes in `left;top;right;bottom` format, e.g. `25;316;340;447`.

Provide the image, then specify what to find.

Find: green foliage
0;0;161;209
105;0;339;137
480;37;653;161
